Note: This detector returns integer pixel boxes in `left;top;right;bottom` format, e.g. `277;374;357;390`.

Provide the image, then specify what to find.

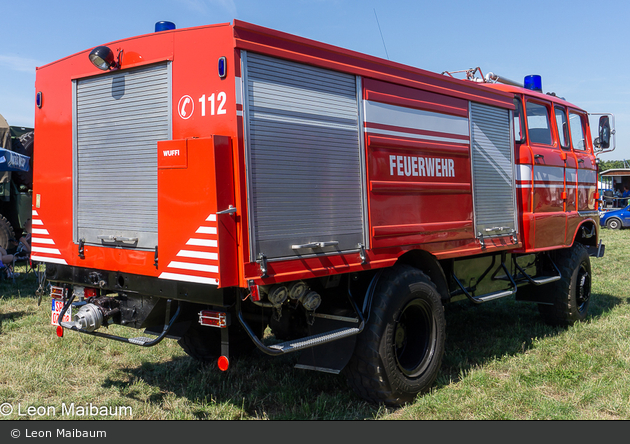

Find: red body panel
33;21;599;292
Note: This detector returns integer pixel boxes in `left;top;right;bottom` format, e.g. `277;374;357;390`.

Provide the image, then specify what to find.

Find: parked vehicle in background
0;113;33;251
34;20;613;406
600;205;630;230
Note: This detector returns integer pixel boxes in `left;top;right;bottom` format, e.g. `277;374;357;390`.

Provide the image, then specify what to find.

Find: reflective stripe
365;100;469;136
167;261;219;274
158;272;218;285
578;168;597;183
32;246;61;255
533;165;564;183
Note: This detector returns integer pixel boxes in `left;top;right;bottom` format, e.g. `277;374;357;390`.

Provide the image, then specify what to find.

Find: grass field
0;229;628;420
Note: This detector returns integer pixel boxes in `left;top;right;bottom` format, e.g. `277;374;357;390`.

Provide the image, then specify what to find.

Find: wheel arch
396;249;450;304
570;219;599;248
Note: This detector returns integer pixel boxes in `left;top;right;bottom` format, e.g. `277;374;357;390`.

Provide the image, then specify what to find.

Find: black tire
344;264;446;406
538;243;591;327
606;218;622;230
0;215;15;251
12;131;33;189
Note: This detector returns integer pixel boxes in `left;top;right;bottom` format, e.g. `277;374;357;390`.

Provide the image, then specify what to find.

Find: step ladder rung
128;336;153;346
269;327;360;353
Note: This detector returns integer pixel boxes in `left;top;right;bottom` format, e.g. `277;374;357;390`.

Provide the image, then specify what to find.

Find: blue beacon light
524;75;542;93
155;21;176;32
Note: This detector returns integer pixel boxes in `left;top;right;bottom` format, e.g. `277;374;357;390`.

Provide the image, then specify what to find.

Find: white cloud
0;55;41;73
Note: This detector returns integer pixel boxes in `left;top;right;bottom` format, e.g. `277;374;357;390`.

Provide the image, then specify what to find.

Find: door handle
292;241;339;250
217;205;237;215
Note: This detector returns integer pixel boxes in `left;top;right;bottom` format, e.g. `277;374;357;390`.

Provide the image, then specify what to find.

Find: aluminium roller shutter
74;63;170;250
470;102;517;238
243;52;366;260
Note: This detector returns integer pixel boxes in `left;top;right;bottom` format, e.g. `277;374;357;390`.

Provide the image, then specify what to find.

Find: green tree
599;160;629;174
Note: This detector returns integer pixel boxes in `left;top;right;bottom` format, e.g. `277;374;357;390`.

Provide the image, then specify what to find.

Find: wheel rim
576;262;591;313
393;299;437;378
608;219;619;229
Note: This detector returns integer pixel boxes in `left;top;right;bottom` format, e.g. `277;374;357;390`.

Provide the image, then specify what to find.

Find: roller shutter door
470;102;517;238
74;63;170;250
243;52;366;260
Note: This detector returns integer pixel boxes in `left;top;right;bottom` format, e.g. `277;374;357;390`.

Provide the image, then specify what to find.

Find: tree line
599;160;630;173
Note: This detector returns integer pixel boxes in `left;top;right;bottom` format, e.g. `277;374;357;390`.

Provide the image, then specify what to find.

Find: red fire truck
34;20;613;406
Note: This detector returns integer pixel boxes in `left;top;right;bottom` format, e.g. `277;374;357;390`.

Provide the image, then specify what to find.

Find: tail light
198;310;227;328
248;282;261;302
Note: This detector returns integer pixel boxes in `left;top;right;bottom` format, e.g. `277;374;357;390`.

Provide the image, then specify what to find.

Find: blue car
600;205;630;230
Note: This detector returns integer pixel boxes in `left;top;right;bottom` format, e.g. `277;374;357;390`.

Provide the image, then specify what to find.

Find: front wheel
344;264;446;406
538;243;592;326
606;218;622;230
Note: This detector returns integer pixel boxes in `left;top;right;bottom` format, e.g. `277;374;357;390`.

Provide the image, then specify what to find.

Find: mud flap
586;241;605;258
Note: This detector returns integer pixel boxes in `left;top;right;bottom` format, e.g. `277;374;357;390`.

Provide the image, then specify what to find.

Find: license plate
51;298;71;326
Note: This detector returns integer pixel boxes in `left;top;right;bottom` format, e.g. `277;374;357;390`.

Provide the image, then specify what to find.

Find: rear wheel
344;264;446;406
0;215;15;251
538;243;591;326
606;218;621;230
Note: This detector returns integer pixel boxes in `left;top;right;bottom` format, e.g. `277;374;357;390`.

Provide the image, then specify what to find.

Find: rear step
268;327;361;353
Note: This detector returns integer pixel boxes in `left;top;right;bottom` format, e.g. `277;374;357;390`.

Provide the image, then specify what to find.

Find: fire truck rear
34;20;613;406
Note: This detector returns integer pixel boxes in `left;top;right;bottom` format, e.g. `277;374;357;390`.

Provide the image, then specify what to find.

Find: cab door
553;105;577;246
569;110;598;232
525;98;567;249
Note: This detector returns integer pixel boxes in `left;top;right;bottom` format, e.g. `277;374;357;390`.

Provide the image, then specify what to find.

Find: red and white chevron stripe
29;209;68;265
159;214;220;285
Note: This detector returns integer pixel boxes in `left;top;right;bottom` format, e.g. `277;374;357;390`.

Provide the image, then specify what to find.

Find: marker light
56;325;64;338
218;57;227;78
249;282;261;302
89;46;116;71
36;91;43;108
218;356;229;372
524;75;543;93
155;21;176;32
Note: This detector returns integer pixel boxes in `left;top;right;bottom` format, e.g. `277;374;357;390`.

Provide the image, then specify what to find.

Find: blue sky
2;0;629;160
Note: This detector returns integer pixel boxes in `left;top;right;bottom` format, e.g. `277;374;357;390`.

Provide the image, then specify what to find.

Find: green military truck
0;112;33;250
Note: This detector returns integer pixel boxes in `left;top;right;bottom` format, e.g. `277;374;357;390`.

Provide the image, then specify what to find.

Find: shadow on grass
438;291;624;387
100;291;623;418
0;310;28;332
102;350;380;420
0;269;40;297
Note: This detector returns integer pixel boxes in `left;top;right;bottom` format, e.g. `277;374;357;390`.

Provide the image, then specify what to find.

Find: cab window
526;101;552;145
569;112;587;151
554;106;570;149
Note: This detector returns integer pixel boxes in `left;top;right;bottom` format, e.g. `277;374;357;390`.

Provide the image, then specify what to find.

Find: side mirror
598;115;611;149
